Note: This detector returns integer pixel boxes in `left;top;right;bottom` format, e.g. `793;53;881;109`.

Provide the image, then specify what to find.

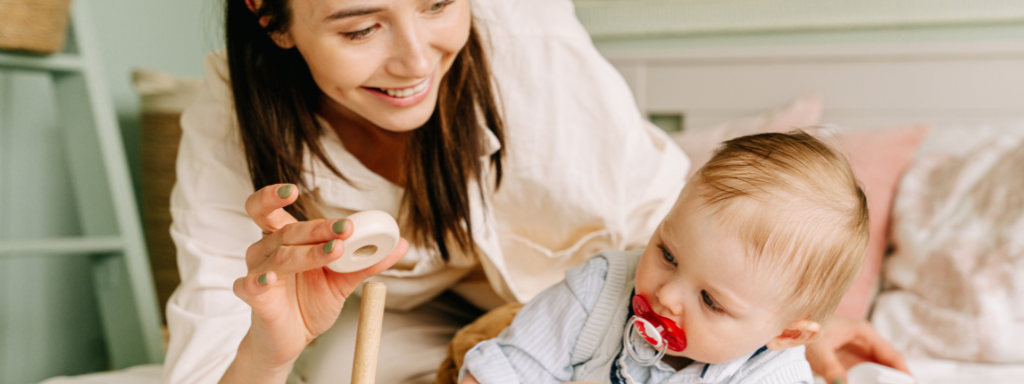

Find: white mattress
39;359;1024;384
810;359;1024;384
905;358;1024;384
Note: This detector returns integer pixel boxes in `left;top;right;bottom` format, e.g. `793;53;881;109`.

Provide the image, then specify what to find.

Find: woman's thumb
807;345;847;384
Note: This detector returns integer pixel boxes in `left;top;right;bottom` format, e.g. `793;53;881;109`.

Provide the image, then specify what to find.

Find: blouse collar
305;115;502;213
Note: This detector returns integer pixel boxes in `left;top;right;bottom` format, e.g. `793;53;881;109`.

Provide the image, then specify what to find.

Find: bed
603;41;1024;384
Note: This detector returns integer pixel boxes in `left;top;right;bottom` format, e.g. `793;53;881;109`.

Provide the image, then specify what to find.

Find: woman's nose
386;23;431;79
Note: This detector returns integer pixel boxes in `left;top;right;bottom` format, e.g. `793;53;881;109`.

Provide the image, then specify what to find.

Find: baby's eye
660;247;677;266
701;290;724;314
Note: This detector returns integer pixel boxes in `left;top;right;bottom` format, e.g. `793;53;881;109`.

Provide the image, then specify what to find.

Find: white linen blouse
163;0;690;382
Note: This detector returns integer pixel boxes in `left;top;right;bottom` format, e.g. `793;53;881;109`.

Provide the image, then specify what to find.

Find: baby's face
634;188;796;364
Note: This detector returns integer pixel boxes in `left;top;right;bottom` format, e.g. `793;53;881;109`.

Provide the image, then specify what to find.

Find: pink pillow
671;94;822;178
823;124;932;319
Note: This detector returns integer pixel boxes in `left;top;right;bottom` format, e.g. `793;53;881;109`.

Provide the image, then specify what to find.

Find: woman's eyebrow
324;6;384;21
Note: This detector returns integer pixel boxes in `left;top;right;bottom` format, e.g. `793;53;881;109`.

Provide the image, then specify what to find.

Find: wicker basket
134;69;203;322
0;0;74;54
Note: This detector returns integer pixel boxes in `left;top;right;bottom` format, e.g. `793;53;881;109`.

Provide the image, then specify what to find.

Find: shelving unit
0;0;163;369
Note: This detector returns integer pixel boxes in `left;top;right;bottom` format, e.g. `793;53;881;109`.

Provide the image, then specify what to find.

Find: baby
459;131;869;384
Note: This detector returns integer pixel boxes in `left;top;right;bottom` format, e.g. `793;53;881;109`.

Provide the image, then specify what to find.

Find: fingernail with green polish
323;239;337;254
277;184;294;199
258;273;269;286
832;379;845;384
332;219;348;235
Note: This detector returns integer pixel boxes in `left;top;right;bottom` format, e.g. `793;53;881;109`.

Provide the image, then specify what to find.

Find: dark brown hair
225;0;504;260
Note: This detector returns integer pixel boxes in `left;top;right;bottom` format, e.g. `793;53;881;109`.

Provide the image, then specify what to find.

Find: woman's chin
368;110;434;133
374;119;430;133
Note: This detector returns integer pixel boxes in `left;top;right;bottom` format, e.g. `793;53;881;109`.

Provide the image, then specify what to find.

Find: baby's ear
766;319;821;351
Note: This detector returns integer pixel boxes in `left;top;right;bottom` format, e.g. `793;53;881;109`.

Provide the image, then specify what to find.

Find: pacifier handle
633;317;664;348
623;315;667;366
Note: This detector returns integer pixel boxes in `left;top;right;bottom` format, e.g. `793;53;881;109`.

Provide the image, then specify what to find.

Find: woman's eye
661;247;677;266
343;26;376;40
428;0;454;12
701;290;724;313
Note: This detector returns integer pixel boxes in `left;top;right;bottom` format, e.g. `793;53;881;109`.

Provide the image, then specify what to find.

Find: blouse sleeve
621;121;691;250
162;50;259;384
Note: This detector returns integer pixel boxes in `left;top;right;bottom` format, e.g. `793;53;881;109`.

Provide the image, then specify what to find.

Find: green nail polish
277;185;293;198
832;379;845;384
323;239;337;254
332;219;348;235
258;273;269;286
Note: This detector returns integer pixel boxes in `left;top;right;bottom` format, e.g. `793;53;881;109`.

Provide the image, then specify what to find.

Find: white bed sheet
905;358;1024;384
39;359;1024;384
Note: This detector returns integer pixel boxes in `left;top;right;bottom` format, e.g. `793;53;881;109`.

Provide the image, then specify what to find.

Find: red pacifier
632;295;687;351
623;295;687;366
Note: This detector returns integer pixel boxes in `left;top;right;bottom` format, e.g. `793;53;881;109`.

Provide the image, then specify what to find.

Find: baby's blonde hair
693;130;869;324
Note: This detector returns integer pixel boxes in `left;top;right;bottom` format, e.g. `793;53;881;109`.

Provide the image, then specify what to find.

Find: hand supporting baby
806;316;910;384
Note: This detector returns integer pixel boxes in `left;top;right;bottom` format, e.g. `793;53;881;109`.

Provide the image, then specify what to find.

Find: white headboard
601;42;1024;131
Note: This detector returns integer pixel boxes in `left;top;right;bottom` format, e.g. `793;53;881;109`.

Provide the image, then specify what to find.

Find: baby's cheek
689;325;759;364
691;335;737;364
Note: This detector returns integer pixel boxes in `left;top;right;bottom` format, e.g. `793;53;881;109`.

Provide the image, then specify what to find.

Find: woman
164;0;908;383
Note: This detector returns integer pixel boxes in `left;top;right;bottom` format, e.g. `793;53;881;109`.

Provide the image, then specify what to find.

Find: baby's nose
655;288;686;318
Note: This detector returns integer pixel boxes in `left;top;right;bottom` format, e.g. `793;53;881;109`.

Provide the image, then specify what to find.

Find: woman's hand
221;184;408;384
805;316;911;384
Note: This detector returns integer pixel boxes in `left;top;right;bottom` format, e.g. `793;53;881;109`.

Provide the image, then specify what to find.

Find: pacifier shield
631;295;688;352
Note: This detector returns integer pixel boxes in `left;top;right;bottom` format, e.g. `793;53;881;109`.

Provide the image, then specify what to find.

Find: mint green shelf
0;0;163;370
0;52;84;73
0;236;124;256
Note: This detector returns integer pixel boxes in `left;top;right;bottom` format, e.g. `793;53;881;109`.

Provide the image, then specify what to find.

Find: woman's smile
361;70;434;108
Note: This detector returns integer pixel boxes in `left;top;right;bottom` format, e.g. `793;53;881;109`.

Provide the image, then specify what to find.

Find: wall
572;0;1024;130
576;0;1024;51
0;0;216;382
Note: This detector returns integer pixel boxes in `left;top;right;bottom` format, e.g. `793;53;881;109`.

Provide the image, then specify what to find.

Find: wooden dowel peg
351;281;387;384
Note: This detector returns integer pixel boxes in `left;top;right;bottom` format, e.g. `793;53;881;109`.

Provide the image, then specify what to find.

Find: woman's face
277;0;471;132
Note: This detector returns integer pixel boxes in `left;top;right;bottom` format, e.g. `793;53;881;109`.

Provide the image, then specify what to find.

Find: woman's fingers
245;218;352;270
233;271;278;309
806;336;848;384
251;218;352;257
856;323;911;374
808;317;912;383
248;235;347;276
245;184;300;233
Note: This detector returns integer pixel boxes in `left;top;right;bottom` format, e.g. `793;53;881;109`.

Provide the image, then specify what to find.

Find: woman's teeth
380;81;428;98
